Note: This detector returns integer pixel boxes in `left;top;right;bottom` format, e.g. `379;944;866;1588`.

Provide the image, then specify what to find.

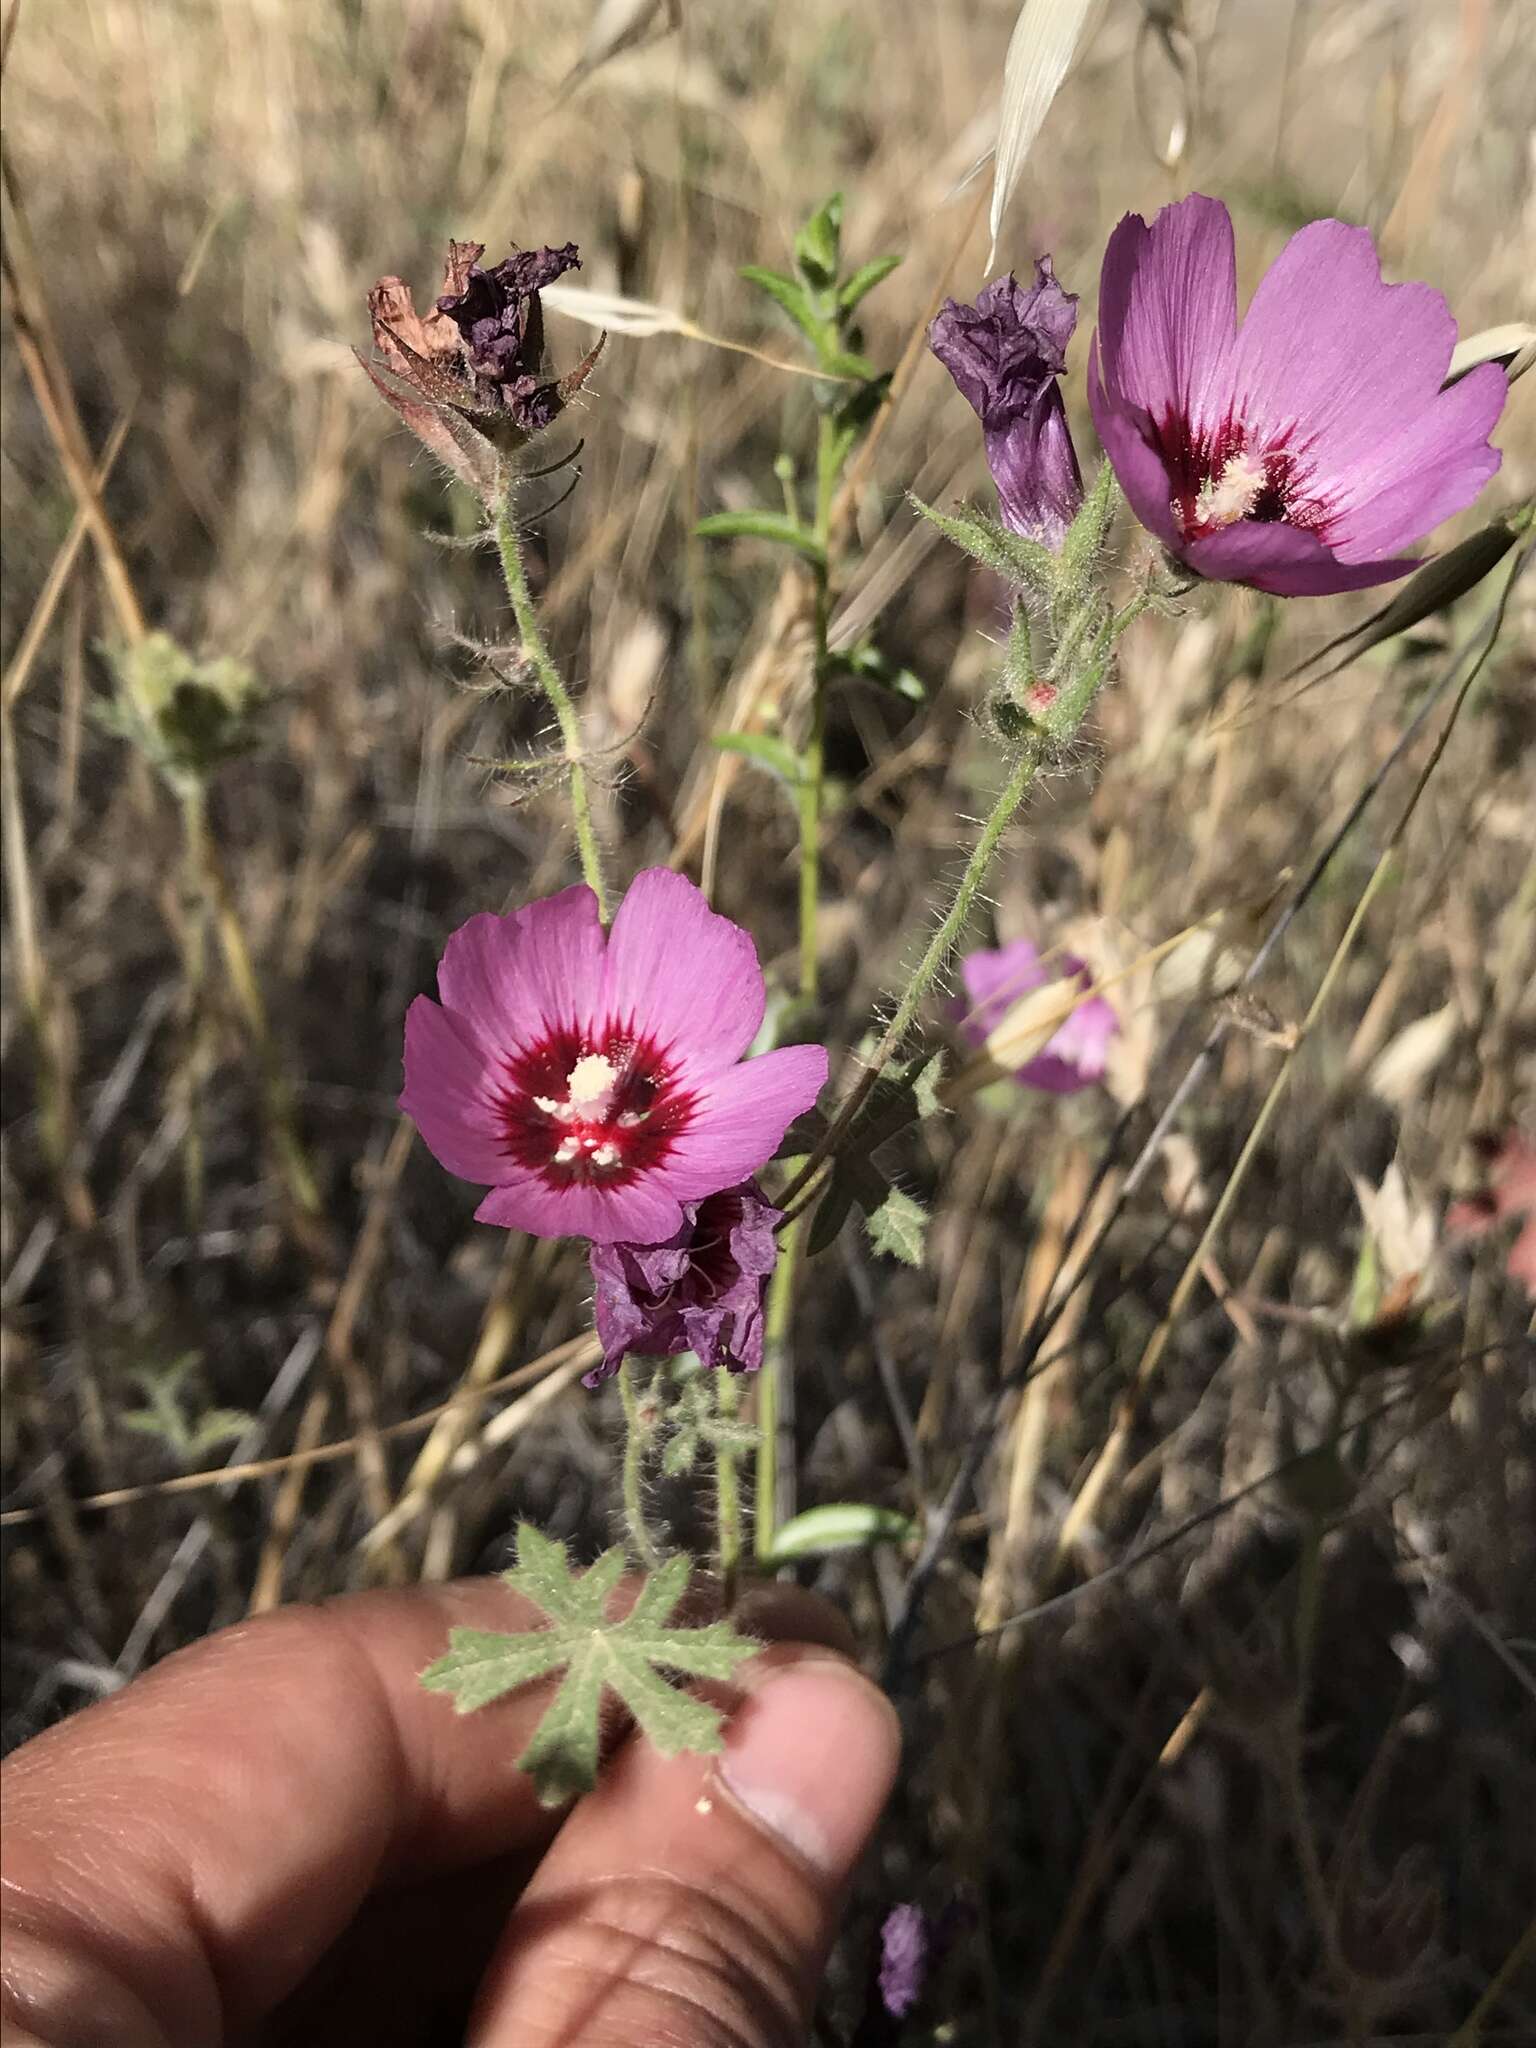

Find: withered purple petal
930;257;1084;548
586;1181;783;1385
365;237;589;457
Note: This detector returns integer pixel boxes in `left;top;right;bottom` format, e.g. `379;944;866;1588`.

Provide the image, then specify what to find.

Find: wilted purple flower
878;1903;930;2020
432;243;583;431
586;1180;781;1385
954;936;1116;1094
929;258;1084;549
401;870;827;1245
362;238;603;506
1088;194;1506;596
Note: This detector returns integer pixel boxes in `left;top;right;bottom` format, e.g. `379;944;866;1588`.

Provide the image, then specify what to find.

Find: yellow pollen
1195;450;1268;530
566;1052;618;1105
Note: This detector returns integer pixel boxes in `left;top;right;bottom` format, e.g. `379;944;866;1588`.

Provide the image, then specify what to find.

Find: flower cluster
401;869;826;1376
931;196;1505;596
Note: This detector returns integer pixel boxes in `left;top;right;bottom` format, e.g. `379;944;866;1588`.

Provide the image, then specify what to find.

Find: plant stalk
616;1358;661;1570
713;1370;744;1601
494;507;609;918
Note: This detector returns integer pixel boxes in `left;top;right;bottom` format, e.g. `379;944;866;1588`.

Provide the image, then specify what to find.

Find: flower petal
1095;195;1238;439
1322;363;1505;559
955;938;1049;1045
475;1169;685;1245
1086;340;1183;553
436;885;605;1054
655;1043;829;1200
1226;221;1458;480
601;868;766;1076
399;996;509;1185
1184;521;1418;596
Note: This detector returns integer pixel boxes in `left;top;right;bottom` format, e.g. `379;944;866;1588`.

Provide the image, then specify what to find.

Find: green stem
782;591;1143;1221
713;1371;744;1601
616;1358;661;1570
781;736;1045;1217
797;688;826;1001
494;508;609;918
755;1210;803;1561
796;415;839;1002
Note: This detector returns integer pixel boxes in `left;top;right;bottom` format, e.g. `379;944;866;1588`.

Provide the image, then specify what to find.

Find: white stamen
617;1109;648;1129
553;1136;580;1164
1194;450;1268;531
591;1142;620;1169
566;1052;619;1105
533;1095;561;1116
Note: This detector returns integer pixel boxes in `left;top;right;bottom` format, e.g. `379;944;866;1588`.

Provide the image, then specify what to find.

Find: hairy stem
713;1371;744;1602
755;1211;804;1560
616;1358;661;1570
782;735;1045;1218
494;508;609;918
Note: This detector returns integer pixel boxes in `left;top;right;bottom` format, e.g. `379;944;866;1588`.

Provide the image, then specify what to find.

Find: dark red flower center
1154;410;1323;542
493;1023;695;1190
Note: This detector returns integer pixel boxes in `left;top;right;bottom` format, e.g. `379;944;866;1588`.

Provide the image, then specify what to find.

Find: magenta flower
929;259;1084;549
1088;195;1505;596
954;936;1116;1094
401;870;827;1244
586;1180;780;1384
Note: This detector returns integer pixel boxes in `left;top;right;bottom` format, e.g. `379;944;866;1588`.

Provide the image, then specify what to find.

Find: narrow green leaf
794;191;843;288
837;254;902;312
759;1503;917;1565
865;1183;929;1266
711;731;805;788
695;510;828;568
738;265;819;341
909;493;1055;594
814;345;880;383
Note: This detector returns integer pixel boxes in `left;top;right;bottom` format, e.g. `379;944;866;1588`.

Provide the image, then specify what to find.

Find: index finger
1;1578;573;2046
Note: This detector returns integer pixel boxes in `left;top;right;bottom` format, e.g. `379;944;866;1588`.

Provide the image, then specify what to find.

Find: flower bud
929;258;1084;550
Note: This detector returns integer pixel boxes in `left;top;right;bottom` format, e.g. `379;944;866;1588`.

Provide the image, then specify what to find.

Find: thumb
465;1639;901;2047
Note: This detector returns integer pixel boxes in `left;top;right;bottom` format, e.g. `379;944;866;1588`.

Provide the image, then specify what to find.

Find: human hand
1;1577;900;2046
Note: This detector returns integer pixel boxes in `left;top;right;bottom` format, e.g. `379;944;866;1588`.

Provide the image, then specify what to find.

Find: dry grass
3;0;1534;2041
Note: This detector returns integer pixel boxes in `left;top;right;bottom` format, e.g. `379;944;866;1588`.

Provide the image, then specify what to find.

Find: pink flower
586;1180;780;1384
401;870;828;1244
1088;195;1506;596
953;936;1116;1094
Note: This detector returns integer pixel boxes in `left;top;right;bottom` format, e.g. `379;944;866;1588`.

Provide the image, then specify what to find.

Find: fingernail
717;1659;900;1879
